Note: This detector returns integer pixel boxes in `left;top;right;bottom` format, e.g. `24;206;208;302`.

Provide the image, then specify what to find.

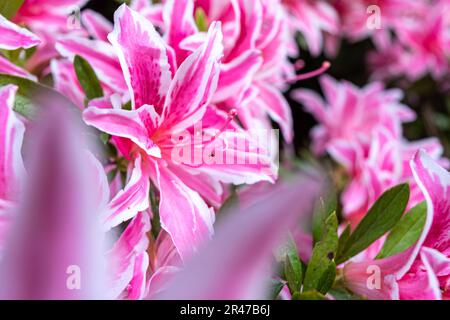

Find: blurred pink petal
0;103;106;299
154;173;322;299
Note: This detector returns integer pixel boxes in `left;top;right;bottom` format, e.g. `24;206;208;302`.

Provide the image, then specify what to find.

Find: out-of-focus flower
11;0;88;70
282;0;340;57
0;85;25;254
0;15;40;80
155;172;322;299
152;0;295;142
82;5;276;261
0;102;107;299
292;75;415;155
337;128;446;222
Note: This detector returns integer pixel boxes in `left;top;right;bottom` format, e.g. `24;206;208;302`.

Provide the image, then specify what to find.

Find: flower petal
108;4;172;111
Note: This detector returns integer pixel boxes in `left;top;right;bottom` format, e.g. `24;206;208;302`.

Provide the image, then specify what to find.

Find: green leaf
269;279;284;299
0;73;78;118
292;291;327;300
336;183;410;264
74;55;104;101
283;239;303;294
303;212;338;294
336;224;351;261
312;186;337;243
0;0;24;19
328;287;363;300
376;201;427;259
195;7;209;32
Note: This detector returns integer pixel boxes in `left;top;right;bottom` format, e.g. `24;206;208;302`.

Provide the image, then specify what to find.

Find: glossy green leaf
336;183;410;264
376;201;427;259
292;291;327;300
0;0;24;19
74;55;103;101
312;186;337;244
303;212;338;294
283;239;303;294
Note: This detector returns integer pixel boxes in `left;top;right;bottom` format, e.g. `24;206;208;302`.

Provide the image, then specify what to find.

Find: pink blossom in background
282;0;340;57
292;75;415;155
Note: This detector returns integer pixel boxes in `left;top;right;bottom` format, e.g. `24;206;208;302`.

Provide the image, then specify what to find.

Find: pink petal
83;105;161;158
50;59;85;109
108;4;172;111
0;103;106;299
0;85;25;201
255;83;293;143
149;159;215;261
163;0;197;63
162;21;223;131
0;15;40;50
214;50;263;102
56;36;127;93
103;155;151;231
154;172;322;299
81;9;113;42
411;150;450;260
107;211;151;299
0;55;36;81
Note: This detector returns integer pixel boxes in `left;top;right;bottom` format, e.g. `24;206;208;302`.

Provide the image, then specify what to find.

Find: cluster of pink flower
291;0;450;82
0;0;448;300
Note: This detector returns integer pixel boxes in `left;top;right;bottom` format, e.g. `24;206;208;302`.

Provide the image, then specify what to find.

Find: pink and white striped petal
108;4;172;111
0;15;40;50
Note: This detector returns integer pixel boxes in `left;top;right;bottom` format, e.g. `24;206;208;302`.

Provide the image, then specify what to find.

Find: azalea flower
0;103;107;299
282;0;340;57
138;0;295;142
82;5;276;261
336;128;446;222
10;0;89;70
292;75;415;155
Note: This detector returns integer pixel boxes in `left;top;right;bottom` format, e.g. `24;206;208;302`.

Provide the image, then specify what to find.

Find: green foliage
74;55;104;102
0;0;24;19
376;201;427;259
303;212;338;294
283;239;304;294
335;183;410;264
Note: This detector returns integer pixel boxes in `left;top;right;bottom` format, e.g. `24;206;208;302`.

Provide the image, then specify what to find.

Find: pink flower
155;172;322;299
282;0;340;56
0;85;25;254
409;150;450;297
151;0;295;142
0;103;107;299
393;2;450;80
337;128;446;221
0;14;40;80
82;5;276;261
292;75;415;155
11;0;89;70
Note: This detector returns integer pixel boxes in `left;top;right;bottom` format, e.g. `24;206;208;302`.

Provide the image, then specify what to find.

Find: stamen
207;108;238;145
283;61;331;84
